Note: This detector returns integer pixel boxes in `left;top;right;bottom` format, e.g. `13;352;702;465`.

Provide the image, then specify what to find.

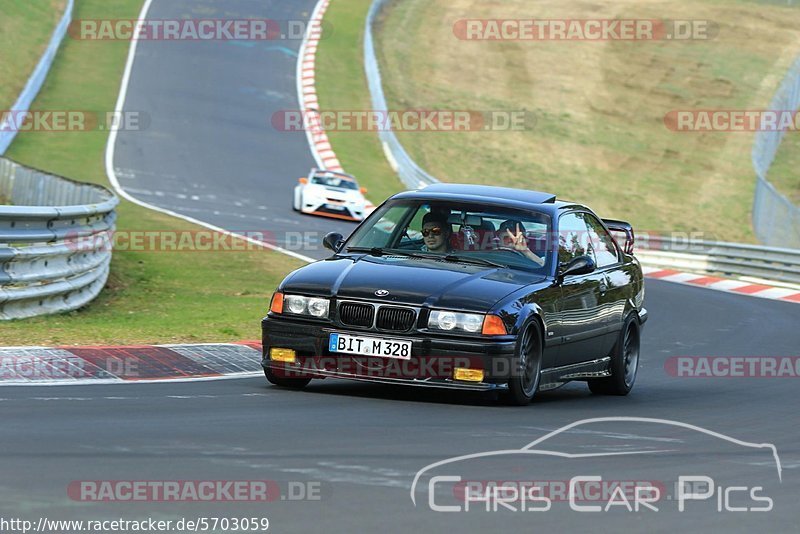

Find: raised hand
505;223;528;252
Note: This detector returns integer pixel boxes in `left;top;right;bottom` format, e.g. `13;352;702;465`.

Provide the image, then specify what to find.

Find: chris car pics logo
411;417;781;513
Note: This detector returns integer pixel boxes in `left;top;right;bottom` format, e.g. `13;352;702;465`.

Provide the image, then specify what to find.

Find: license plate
329;333;411;360
325;203;346;210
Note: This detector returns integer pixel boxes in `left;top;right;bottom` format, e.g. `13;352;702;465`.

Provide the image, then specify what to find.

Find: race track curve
110;0;355;259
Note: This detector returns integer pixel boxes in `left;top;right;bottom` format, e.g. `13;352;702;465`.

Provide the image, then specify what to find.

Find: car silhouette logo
375;290;390;297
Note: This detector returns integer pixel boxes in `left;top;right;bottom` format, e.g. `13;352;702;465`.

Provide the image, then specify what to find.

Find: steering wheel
494;246;530;259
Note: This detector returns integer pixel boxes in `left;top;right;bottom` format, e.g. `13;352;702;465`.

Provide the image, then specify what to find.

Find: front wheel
503;324;543;406
588;314;640;396
264;367;311;389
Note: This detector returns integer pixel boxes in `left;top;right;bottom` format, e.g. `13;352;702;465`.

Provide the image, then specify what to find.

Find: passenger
420;212;453;253
498;219;545;266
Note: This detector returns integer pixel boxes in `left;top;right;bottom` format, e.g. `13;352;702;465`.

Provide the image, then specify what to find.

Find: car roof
390;183;585;214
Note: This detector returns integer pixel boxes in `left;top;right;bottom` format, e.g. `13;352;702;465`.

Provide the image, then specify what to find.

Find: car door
582;212;627;355
555;211;609;366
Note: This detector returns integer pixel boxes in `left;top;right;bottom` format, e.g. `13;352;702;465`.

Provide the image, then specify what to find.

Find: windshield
311;174;358;190
344;199;553;272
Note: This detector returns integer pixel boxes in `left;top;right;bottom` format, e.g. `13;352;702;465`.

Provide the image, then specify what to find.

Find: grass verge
315;0;404;204
0;0;67;110
0;0;303;345
318;0;800;243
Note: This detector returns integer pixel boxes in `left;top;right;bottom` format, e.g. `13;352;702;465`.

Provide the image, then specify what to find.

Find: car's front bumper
261;316;517;391
301;200;365;221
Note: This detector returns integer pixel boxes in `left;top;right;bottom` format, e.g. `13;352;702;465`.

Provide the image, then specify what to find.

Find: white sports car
293;169;372;222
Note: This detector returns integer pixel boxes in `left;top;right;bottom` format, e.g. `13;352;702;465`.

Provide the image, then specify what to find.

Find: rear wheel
264;367;311;389
503;324;542;406
588;314;640;395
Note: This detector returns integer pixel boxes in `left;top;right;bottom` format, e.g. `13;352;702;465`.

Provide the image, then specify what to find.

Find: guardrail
0;0;74;155
751;56;800;249
364;0;439;189
0;158;118;320
636;235;800;285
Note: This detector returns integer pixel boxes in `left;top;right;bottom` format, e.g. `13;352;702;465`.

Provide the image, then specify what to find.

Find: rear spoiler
602;219;635;255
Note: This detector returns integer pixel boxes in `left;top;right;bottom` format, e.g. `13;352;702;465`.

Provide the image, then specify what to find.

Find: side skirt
538;357;611;391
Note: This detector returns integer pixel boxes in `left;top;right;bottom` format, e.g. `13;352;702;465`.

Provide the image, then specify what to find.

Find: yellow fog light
270;348;296;363
454;368;484;383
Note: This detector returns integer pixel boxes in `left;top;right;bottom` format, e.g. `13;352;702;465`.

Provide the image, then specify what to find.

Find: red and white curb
644;266;800;304
0;342;264;385
297;0;375;212
297;0;342;172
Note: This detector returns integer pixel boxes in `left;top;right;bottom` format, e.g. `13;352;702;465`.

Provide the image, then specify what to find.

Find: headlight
285;295;307;314
307;298;330;317
283;295;330;318
429;310;485;333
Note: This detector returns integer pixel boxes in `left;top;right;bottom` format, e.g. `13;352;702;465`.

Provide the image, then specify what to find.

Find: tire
588;314;640;396
503;324;543;406
264;366;311;390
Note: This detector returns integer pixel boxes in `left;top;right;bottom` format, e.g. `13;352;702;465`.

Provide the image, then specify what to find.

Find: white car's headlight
284;295;330;318
428;310;485;333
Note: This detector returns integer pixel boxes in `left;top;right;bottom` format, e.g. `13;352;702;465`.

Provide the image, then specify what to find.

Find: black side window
557;212;590;264
583;214;620;268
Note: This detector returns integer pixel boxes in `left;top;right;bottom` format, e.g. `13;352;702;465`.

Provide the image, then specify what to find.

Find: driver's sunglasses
421;227;443;237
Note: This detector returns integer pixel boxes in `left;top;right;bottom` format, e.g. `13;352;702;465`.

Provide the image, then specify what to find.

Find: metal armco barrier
364;0;439;189
0;158;118;320
0;0;74;155
637;235;800;285
752;56;800;249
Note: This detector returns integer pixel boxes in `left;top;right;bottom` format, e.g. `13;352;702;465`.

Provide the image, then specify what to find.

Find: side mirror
359;187;368;194
323;232;345;252
558;255;596;281
299;177;308;184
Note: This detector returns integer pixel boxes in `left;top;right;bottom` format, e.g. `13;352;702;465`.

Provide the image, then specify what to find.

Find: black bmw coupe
262;183;647;405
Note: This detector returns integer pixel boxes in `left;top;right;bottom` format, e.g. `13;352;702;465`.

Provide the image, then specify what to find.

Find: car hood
307;184;362;200
281;255;548;311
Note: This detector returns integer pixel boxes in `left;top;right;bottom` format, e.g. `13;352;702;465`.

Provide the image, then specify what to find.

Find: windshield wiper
345;247;435;260
345;246;387;256
443;254;505;268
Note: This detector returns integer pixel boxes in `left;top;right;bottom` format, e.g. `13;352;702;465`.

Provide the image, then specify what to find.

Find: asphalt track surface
3;0;798;532
111;0;355;257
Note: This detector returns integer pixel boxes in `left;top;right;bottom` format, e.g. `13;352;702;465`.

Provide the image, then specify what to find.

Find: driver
498;219;545;266
420;212;453;253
